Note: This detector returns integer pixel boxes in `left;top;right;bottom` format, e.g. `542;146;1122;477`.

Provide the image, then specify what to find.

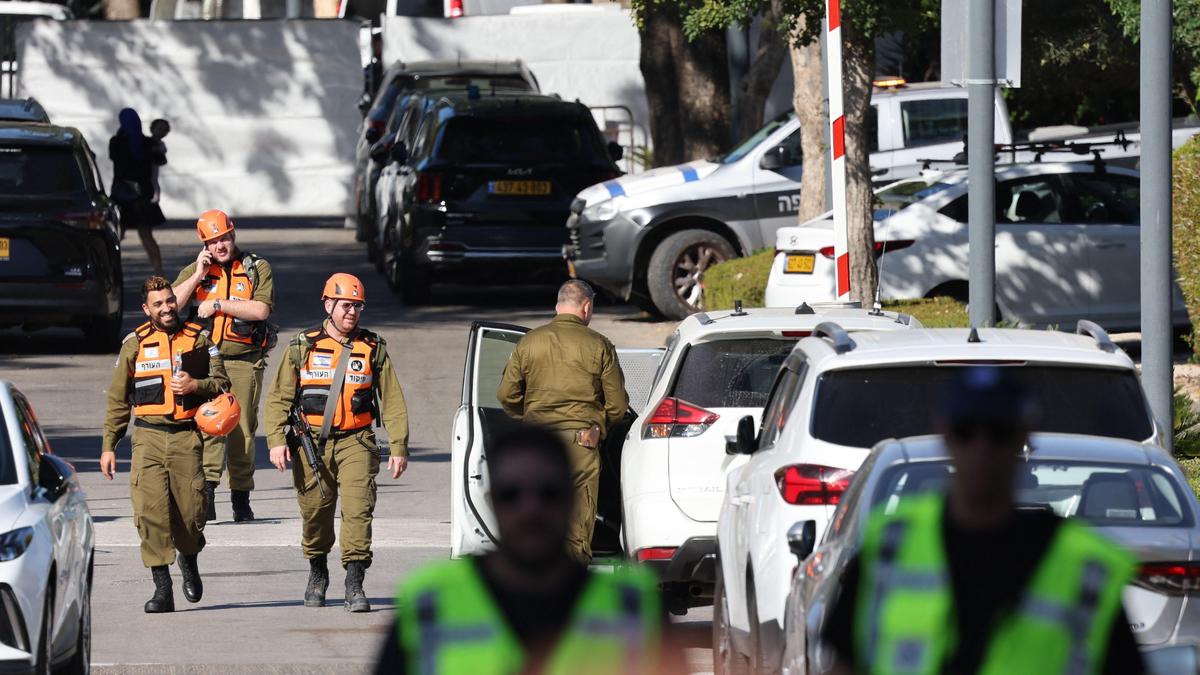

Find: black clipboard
178;346;210;379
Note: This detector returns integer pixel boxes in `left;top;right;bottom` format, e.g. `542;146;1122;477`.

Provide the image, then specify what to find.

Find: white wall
19;19;362;219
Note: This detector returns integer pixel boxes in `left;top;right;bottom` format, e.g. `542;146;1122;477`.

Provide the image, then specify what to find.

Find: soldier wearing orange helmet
263;273;410;613
173;209;276;523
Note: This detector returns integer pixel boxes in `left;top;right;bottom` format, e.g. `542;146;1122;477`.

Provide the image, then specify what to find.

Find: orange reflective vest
193;253;264;347
296;327;381;431
131;320;205;420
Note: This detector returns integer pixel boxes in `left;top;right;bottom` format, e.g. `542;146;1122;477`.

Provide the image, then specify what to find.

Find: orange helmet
197;209;234;242
322;273;366;303
196;393;241;437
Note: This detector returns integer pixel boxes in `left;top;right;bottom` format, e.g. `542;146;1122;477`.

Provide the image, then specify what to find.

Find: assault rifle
285;405;327;499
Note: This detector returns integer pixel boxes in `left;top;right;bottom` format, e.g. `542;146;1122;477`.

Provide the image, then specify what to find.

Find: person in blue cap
820;366;1144;675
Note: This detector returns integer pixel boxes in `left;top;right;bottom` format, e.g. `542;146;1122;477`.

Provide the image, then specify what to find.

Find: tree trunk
790;31;827;222
676;26;733;160
639;6;686;167
106;0;140;19
733;1;789;140
841;22;878;306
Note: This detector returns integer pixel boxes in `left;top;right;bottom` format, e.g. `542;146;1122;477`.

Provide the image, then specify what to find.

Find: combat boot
205;481;217;522
344;561;370;613
231;490;255;522
178;553;203;603
144;566;174;614
304;555;329;608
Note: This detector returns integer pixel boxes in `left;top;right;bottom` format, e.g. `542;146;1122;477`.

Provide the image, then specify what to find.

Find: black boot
231;490;255;522
178;553;203;603
344;561;370;613
304;556;329;608
144;566;174;614
205;481;217;522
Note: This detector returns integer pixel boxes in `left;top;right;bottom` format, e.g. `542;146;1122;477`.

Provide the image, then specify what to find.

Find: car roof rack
812;321;855;354
1076;320;1117;353
694;312;715;326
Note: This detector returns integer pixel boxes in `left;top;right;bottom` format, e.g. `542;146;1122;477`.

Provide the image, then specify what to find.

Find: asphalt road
0;219;716;673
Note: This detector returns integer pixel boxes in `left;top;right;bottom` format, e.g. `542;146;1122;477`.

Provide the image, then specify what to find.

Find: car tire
647;229;735;320
713;569;750;675
62;571;90;675
745;575;770;675
35;590;51;675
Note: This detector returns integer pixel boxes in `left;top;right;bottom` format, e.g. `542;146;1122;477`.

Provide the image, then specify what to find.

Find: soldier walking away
375;424;683;675
820;366;1145;674
264;273;410;612
496;280;629;564
99;276;230;613
173;210;276;522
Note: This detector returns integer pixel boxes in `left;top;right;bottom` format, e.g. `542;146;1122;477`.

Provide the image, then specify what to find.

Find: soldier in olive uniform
264;273;409;612
100;276;229;613
496;280;629;563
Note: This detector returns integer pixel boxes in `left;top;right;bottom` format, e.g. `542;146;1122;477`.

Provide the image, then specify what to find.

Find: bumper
409;208;570;279
0;279;115;327
564;210;641;298
764;251;837;308
639;536;717;585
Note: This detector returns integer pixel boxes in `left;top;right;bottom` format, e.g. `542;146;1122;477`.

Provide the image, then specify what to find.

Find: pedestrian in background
109;108;166;276
360;32;384;114
496;280;629;564
375;424;679;674
147;118;171;226
820;366;1144;674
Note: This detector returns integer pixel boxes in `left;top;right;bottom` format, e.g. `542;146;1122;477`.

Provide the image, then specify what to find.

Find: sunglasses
493;482;569;508
336;301;365;312
948;421;1022;444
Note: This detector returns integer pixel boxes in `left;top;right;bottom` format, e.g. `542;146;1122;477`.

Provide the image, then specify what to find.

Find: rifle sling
316;342;353;456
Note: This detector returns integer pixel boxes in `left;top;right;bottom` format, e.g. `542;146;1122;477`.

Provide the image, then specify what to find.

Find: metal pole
1141;0;1174;451
967;0;996;327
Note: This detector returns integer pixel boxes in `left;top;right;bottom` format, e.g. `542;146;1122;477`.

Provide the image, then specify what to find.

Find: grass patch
882;297;970;328
1174;138;1200;355
702;248;774;311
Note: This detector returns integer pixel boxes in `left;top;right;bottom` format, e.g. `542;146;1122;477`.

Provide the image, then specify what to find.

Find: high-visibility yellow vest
854;494;1133;675
395;559;663;675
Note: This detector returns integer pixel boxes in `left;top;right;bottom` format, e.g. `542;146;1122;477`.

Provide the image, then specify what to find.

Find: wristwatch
213;299;222;312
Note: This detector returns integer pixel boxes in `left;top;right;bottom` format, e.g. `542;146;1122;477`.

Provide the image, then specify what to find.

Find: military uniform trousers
130;425;208;567
203;355;264;491
291;428;380;566
557;431;601;564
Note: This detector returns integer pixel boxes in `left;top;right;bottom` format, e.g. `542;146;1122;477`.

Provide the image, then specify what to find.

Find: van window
900;98;968;149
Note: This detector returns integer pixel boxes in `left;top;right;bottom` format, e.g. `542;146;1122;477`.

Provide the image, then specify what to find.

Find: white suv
620;304;918;613
713;322;1161;674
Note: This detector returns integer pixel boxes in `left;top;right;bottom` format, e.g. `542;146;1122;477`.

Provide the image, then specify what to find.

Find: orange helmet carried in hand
322;273;366;303
196;393;241;437
197;209;234;242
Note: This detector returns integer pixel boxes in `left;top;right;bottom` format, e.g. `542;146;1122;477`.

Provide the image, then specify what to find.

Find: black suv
0;123;123;349
379;92;623;302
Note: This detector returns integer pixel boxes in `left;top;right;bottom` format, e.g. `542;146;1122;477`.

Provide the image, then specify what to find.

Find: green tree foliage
1106;0;1200;116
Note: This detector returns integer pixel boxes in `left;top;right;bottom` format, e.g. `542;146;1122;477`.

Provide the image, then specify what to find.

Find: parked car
352;60;540;242
0;381;94;674
0;99;47;124
563;82;1013;320
779;433;1200;675
379;91;623;303
714;322;1161;673
621;304;919;614
0;123;123;350
764;163;1191;333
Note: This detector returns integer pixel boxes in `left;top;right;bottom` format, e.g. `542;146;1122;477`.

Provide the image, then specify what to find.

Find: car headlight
0;528;33;562
581;198;621;223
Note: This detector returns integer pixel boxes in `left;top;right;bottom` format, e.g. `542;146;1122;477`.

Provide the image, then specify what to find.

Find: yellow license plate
489;180;551;196
0;237;8;261
785;253;815;274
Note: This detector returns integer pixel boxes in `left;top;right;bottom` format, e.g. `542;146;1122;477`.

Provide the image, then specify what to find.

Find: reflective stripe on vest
854;494;1133;675
296;329;377;431
193;256;258;346
397;560;662;675
131;321;204;420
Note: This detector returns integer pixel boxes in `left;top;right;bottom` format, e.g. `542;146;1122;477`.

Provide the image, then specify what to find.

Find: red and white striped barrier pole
826;0;850;301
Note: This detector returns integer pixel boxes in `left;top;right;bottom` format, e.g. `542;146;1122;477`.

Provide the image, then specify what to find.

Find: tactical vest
396;559;663;675
295;326;383;431
854;494;1133;675
130;321;206;420
193;253;266;348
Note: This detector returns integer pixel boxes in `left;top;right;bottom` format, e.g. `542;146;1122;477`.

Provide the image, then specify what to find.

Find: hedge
702;248;774;311
1175;136;1200;352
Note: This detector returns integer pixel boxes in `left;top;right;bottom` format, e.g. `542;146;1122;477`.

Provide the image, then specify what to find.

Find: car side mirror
607;141;624;162
364;126;382;144
759;145;786;171
37;454;72;502
725;415;757;455
787;520;817;561
390;141;409;164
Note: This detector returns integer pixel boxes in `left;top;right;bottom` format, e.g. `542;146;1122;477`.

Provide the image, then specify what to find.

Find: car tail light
642;397;719;439
60;211;105;231
774;465;854;505
817;240;914;260
415;173;443;203
448;0;464;17
1137;562;1200;594
818;246;835;259
635;547;677;563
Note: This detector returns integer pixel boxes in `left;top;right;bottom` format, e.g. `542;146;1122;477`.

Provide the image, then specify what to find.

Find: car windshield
0;146;84;195
811;365;1153;447
720;112;795;164
435;116;609;166
872;460;1192;528
671;338;797;408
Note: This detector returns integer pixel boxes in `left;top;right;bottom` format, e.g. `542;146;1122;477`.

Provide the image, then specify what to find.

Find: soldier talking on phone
496;280;628;564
